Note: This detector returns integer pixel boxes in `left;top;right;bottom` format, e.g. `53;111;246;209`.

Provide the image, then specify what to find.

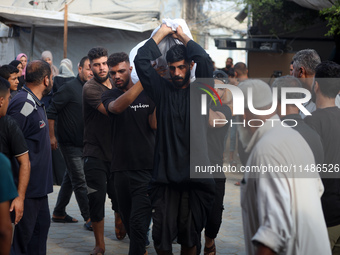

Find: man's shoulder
8;90;37;117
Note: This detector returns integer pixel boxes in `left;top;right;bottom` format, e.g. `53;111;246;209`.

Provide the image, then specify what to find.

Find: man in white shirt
238;79;330;255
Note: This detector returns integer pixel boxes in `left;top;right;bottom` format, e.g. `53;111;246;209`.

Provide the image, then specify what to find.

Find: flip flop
90;247;105;255
114;212;126;240
84;220;93;231
52;214;78;223
204;242;216;255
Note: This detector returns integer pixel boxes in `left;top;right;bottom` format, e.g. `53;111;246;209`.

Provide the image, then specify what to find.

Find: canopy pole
63;3;68;58
29;25;35;62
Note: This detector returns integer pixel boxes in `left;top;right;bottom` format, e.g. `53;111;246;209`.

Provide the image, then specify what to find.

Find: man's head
0;76;10;117
107;52;132;91
289;61;294;76
227;68;238;85
78;56;93;83
226;57;233;68
88;47;109;83
292;49;320;90
26;60;53;97
0;65;19;91
234;62;248;81
237;79;274;147
271;75;303;117
166;44;193;89
313;61;340;101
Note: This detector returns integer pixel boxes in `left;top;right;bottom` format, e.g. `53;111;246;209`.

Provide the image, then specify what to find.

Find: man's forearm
16;153;30;199
48;119;55;138
108;82;144;114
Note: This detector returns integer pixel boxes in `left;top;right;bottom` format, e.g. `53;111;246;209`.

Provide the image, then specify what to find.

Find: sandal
90;247;105;255
84;220;93;231
114;212;126;240
52;214;78;223
234;181;241;186
204;242;216;255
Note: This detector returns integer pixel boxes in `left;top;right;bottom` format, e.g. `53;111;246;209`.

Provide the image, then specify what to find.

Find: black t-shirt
305;107;340;227
0;115;28;159
207;105;232;167
102;88;155;172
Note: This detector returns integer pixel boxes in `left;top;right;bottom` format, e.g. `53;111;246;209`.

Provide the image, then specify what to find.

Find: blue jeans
53;145;90;221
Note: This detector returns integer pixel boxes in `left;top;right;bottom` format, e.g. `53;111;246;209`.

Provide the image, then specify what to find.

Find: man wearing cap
238;79;330;255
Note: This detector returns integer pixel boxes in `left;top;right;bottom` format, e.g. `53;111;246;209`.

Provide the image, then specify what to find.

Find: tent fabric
0;5;158;32
1;0;161;24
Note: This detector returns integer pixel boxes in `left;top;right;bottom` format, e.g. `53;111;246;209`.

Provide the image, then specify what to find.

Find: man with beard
304;61;340;254
134;24;215;255
83;47;124;255
102;52;155;255
238;79;330;255
292;49;321;118
7;60;54;255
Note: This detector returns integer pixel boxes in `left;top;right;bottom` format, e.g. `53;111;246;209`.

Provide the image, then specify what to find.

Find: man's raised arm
134;24;174;104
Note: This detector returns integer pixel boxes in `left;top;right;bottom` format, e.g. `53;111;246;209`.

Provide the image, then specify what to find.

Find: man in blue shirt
7;60;53;255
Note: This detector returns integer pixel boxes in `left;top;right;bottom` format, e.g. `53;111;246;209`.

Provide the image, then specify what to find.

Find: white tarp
1;0;161;24
0;5;158;32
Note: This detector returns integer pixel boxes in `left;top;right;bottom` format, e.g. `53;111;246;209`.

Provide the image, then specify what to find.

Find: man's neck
121;81;134;93
96;77;112;89
316;94;336;109
26;84;43;100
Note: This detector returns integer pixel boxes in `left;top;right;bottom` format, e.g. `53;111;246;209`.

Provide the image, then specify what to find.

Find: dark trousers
53;145;90;221
205;178;226;239
84;156;117;222
114;170;152;255
11;196;50;255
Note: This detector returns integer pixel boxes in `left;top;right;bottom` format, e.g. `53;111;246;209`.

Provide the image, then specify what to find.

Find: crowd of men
0;21;340;255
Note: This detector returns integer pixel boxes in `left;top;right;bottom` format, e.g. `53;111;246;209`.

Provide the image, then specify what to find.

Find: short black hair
226;67;235;78
107;52;129;67
0;76;10;97
87;47;108;62
166;44;189;64
79;56;89;68
234;62;247;75
315;61;340;98
0;65;19;80
26;60;51;86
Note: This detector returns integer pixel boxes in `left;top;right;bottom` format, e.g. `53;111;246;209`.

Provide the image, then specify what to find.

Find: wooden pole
63;3;68;58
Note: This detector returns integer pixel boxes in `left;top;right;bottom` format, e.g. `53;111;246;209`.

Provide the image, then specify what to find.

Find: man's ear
78;66;82;74
0;97;4;108
190;61;194;70
44;75;49;87
314;81;319;93
300;67;306;78
129;66;133;72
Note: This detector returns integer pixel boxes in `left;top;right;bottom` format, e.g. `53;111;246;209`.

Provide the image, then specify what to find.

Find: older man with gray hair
238;79;330;255
272;75;324;166
292;49;321;117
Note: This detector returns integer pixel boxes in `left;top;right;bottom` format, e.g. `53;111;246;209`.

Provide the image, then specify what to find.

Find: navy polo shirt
7;86;53;198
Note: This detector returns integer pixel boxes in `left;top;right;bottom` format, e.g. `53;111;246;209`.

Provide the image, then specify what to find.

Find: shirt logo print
39;120;46;128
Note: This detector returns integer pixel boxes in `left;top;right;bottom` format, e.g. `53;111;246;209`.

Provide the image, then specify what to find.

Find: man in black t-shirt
304;61;340;254
102;52;155;255
0;77;29;226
